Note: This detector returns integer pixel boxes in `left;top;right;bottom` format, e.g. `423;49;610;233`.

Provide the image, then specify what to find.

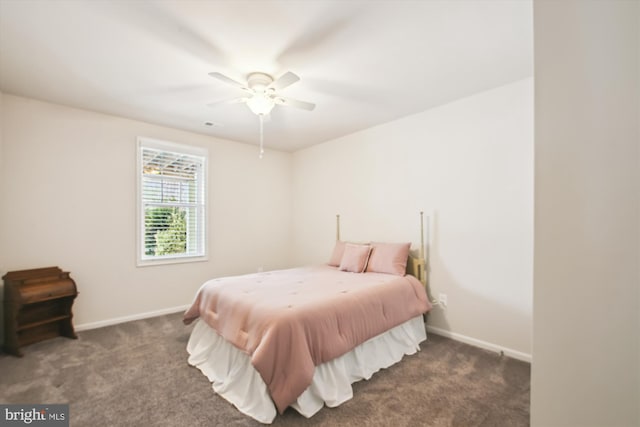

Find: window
137;138;207;266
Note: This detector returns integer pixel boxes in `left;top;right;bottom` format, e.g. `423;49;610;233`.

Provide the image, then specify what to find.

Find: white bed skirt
186;315;427;424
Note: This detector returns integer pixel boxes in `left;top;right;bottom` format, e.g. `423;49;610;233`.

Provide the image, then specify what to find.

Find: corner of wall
0;89;5;345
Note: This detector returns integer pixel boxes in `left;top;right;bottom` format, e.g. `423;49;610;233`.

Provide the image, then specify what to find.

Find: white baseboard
426;325;532;363
75;304;191;332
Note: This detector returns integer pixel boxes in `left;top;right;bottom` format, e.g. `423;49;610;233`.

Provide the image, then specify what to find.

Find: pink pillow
366;242;411;276
328;241;346;267
339;244;372;273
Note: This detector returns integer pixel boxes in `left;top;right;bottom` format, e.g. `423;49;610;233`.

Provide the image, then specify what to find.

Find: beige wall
532;1;640;426
0;90;4;344
0;94;293;329
292;79;534;360
0;91;3;172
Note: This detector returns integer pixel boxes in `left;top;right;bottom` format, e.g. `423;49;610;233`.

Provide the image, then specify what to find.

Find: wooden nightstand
3;266;78;357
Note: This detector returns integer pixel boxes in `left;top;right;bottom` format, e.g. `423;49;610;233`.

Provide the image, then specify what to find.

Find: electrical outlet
438;293;448;308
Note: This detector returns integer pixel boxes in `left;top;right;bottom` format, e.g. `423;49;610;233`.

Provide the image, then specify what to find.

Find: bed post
336;214;341;241
422;211;430;286
420;211;425;261
420;211;437;308
419;211;427;286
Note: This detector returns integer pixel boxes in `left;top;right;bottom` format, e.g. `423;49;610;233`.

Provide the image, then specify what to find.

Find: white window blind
137;138;207;265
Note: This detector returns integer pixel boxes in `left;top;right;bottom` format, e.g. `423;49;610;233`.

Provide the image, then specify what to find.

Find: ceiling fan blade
269;71;300;91
207;97;248;108
209;72;251;92
275;96;316;111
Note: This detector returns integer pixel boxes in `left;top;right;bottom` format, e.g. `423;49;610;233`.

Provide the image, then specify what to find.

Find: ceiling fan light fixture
208;70;315;159
246;93;275;116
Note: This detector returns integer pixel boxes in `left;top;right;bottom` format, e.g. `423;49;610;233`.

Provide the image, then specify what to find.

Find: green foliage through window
144;207;187;256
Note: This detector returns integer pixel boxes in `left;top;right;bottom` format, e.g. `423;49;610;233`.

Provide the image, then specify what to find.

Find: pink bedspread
183;265;431;413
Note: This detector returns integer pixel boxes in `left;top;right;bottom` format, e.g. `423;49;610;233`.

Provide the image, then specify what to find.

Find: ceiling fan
207;71;316;158
208;71;316;117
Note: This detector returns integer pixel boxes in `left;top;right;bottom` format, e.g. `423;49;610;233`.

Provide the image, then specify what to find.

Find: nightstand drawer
19;279;76;304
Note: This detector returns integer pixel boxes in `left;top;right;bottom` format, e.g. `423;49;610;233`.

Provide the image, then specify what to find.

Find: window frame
136;137;208;267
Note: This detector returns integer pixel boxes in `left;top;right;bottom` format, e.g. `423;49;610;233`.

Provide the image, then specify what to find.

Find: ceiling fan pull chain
259;114;265;159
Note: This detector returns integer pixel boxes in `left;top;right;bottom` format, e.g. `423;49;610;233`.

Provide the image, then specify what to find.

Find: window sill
136;255;208;268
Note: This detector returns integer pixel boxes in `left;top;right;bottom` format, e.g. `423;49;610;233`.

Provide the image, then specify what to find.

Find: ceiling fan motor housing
247;73;274;92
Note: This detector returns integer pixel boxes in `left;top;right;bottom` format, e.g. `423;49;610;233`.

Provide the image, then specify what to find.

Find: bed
183;215;432;424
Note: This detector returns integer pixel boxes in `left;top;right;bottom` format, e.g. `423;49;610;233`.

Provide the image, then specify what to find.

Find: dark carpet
0;312;530;426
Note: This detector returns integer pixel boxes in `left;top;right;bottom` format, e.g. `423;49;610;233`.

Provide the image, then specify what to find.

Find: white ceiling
0;0;532;152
